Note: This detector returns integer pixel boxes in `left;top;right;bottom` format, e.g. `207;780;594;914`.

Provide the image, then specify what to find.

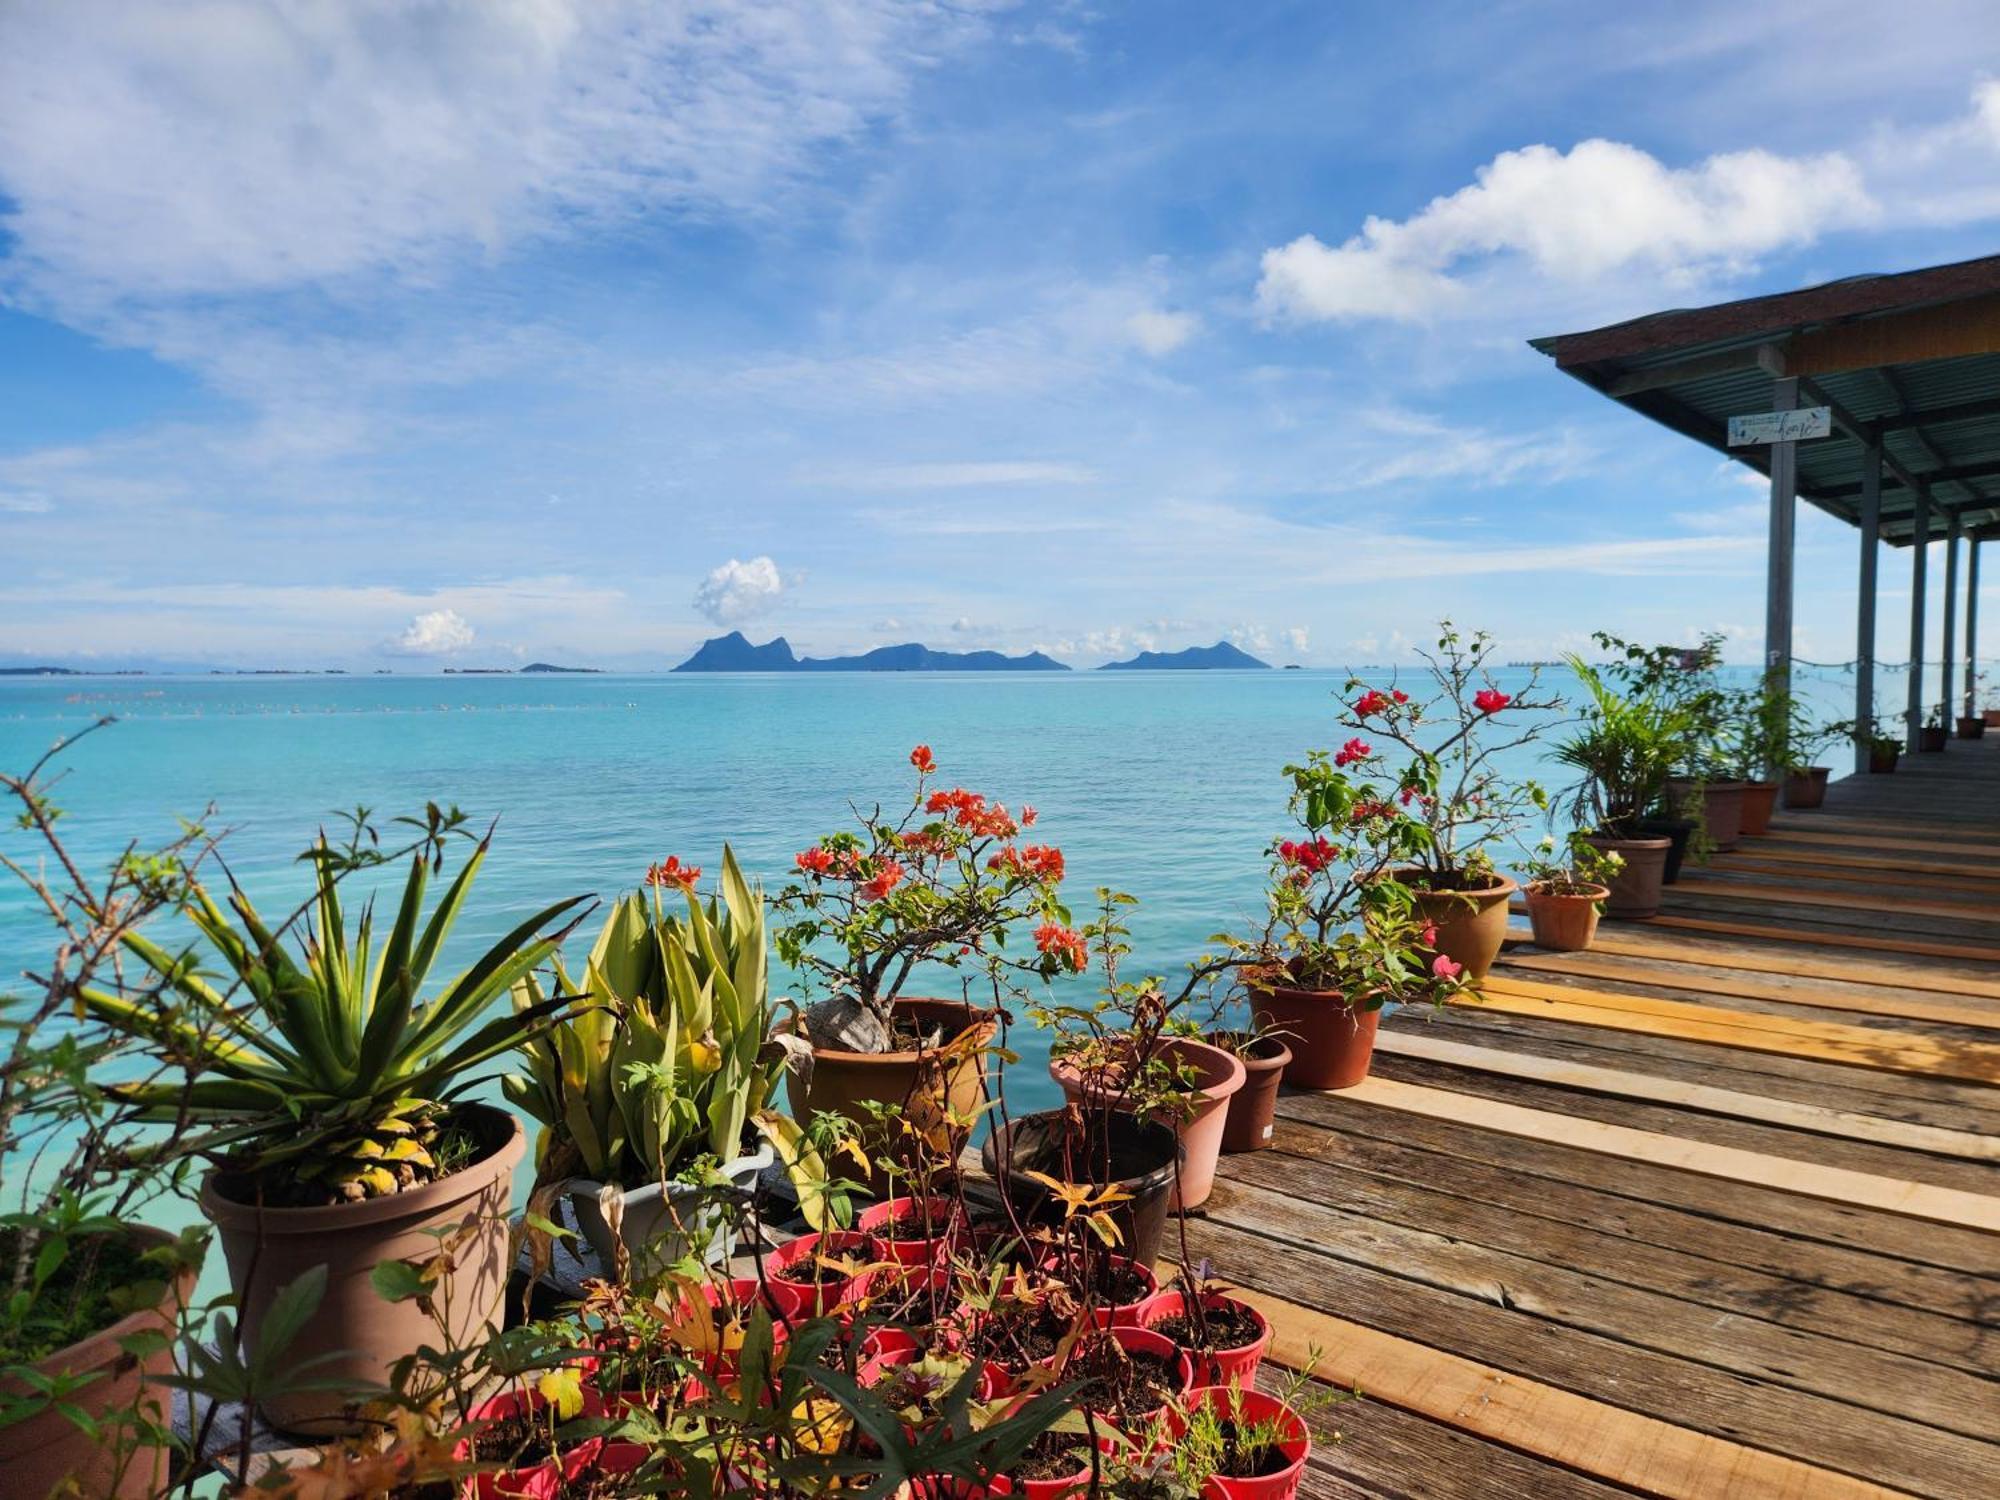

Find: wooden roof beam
1601;342;1787;398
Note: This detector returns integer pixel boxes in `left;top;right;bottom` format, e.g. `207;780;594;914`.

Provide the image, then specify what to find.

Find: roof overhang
1531;253;2000;546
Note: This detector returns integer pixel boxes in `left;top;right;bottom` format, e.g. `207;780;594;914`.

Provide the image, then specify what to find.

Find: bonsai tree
774;745;1085;1055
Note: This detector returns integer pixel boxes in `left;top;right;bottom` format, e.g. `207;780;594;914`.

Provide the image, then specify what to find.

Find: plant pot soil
766;1229;874;1315
1042;1252;1158;1327
1636;816;1695;885
1143;1288;1271;1388
1393;870;1517;979
1919;725;1948;752
1013;1430;1098;1495
1958;716;1985;740
1699;780;1747;852
1249;976;1381;1091
1211;1032;1292;1154
860;1195;966;1265
1524;883;1606;953
1044;1325;1191;1424
0;1227;194;1500
1180;1385;1311;1499
201;1102;524;1436
1869;745;1901;774
1581;835;1671;920
785;998;996;1197
1782;767;1830;809
1047;1035;1244;1210
1739;780;1779;836
982;1110;1179;1266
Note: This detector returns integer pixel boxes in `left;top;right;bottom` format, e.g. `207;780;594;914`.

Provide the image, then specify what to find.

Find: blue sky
4;0;2000;671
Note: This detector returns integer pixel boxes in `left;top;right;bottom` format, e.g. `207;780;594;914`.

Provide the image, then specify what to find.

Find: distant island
1099;640;1270;671
674;632;1069;673
521;662;602;674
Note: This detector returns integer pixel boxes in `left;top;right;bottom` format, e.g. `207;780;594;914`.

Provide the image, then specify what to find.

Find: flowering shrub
1336;621;1562;891
1521;830;1625;896
775;746;1084;1052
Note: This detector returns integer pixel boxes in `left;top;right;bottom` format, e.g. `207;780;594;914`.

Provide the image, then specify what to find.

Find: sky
4;0;2000;672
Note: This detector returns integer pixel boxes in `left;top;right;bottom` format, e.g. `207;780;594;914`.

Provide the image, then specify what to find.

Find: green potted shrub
1591;632;1740;863
1553;658;1693;918
84;810;589;1434
1520;832;1622;952
1919;703;1950;753
507;847;842;1283
1832;717;1902;774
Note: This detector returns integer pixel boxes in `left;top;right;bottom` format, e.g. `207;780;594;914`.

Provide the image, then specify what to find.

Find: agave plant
506;846;837;1228
82;835;590;1201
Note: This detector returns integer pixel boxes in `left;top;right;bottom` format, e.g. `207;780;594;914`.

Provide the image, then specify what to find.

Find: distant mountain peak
1098;639;1271;671
672;634;1067;673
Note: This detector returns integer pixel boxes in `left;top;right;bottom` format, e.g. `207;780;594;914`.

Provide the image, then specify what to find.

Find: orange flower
910;744;936;774
645;855;701;890
1033;922;1088;972
859;860;905;901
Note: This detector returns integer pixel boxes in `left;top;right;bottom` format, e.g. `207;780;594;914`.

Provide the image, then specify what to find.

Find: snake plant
82;836;590;1201
505;846;835;1227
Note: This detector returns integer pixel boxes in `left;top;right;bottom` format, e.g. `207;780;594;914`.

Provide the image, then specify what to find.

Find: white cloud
1257;138;1874;324
1230;624;1273;653
694;556;787;626
1282;626;1310;655
1046;625;1159;660
389;608;475;656
1125;308;1199;356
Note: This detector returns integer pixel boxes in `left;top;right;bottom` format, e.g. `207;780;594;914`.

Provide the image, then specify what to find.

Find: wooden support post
1764;377;1798;693
1969;538;1983;719
1907;487;1929;751
1940;513;1960;730
1855;446;1880;773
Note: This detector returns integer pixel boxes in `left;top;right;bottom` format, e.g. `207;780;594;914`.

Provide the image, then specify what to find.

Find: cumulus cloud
389;608;475;656
694;556;787;626
1125;308;1199;356
1229;624;1273;654
1282;626;1310;655
1257;138;1874;324
1046;625;1159;660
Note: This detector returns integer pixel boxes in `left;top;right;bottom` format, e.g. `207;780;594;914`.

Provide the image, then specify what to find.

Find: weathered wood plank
1670;875;2000;924
1550;927;2000;1001
1641;911;2000;964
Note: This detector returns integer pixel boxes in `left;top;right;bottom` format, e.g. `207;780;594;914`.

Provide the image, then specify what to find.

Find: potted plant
1835;717;1902;774
1589;633;1739;862
1142;1275;1272;1388
84;810;591;1433
1780;716;1845;809
1520;833;1621;953
1204;1025;1292;1155
1919;703;1949;752
507;847;842;1283
775;746;1083;1193
1338;623;1560;979
1172;1381;1318;1500
1553;658;1689;919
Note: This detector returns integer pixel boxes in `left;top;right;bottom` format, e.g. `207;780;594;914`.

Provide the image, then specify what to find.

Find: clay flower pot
784;997;996;1198
1211;1032;1292;1154
1142;1287;1272;1388
1394;870;1516;979
1581;835;1671;920
200;1103;524;1436
1739;781;1779;836
1958;716;1985;740
1048;1035;1244;1210
1919;725;1948;752
0;1228;194;1500
1869;744;1901;774
983;1110;1180;1266
1179;1385;1311;1500
1249;977;1381;1091
1985;709;2000;728
1699;781;1747;852
1635;815;1694;885
1782;767;1830;809
1524;882;1607;952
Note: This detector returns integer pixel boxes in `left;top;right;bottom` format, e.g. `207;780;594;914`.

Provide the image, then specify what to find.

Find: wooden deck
1200;738;2000;1500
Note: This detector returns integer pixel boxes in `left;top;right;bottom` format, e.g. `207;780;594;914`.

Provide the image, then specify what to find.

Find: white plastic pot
566;1141;775;1280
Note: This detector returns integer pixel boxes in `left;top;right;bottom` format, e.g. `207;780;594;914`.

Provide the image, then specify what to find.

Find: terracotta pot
784;998;996;1197
1142;1288;1272;1388
1869;744;1900;774
1393;871;1515;979
1581;835;1670;919
1636;815;1695;884
983;1110;1180;1267
1699;781;1746;852
1986;709;2000;728
1919;725;1948;752
1179;1386;1310;1500
1524;883;1606;952
1739;781;1779;836
1958;716;1985;740
201;1102;524;1436
1048;1035;1244;1210
1248;980;1381;1091
0;1228;193;1500
1781;767;1830;809
1212;1033;1291;1154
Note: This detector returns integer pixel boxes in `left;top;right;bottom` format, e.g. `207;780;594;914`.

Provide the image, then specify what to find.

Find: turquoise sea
0;663;1889;1242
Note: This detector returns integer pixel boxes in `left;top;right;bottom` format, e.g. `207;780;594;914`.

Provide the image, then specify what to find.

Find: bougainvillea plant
774;746;1087;1054
1335;621;1562;893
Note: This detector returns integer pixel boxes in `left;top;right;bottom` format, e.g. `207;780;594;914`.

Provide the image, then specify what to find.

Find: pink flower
1473;689;1511;715
1431;953;1463;980
1420;923;1439;949
1332;736;1372;769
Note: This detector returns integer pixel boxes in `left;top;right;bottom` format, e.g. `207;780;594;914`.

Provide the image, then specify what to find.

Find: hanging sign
1728;406;1831;446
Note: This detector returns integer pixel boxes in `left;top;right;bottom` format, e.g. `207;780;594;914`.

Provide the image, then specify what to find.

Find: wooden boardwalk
1199;738;2000;1499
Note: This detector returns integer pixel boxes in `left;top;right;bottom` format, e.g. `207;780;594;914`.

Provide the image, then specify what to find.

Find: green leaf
253;1265;327;1373
368;1260;433;1304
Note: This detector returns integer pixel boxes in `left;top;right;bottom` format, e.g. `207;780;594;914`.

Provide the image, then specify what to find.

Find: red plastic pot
1048;1036;1244;1211
1179;1385;1310;1500
1142;1289;1271;1388
1038;1324;1193;1424
861;1195;968;1265
896;1479;1015;1499
1042;1251;1160;1328
455;1384;607;1500
765;1229;877;1316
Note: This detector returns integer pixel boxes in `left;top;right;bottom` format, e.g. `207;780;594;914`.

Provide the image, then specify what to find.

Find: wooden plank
1470;976;2000;1085
1711;853;2000;894
1629;912;2000;967
1326;1075;2000;1235
1215;1270;1925;1499
1498;949;2000;1031
1373;1030;2000;1161
1561;927;2000;1002
1671;875;2000;924
1720;843;2000;880
1751;826;2000;856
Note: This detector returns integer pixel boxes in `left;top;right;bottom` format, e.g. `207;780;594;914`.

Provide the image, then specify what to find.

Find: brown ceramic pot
1958;716;1985;740
784;997;997;1197
1868;744;1900;774
1212;1033;1292;1154
1249;978;1382;1091
1919;725;1948;752
1581;834;1671;919
1985;709;2000;728
200;1103;523;1436
1781;767;1829;808
1047;1035;1243;1211
1699;781;1746;852
1738;781;1779;836
1394;871;1516;979
0;1228;193;1499
1524;883;1606;952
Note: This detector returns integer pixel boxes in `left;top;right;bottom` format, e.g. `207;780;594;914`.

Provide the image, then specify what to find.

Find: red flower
1349;799;1394;823
1020;806;1038;828
1397;786;1416;806
1431;953;1463;980
859;860;905;902
1034;922;1088;972
1277;836;1336;873
1473;689;1511;715
1353;689;1391;717
1332;736;1372;769
989;843;1065;882
1392;689;1409;704
910;744;936;774
1420;923;1439;948
645;856;701;891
